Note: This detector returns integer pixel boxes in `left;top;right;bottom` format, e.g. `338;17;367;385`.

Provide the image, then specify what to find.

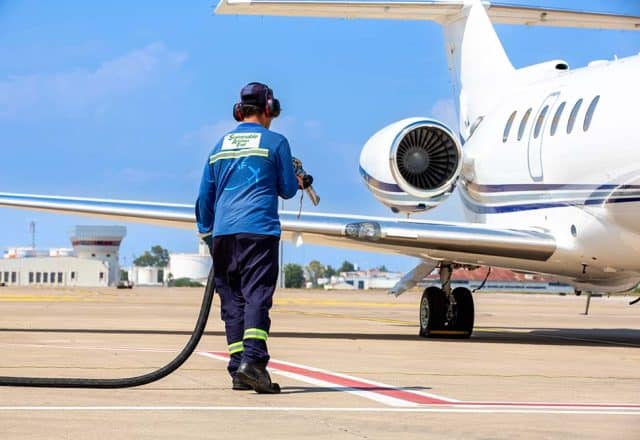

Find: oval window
583;95;600;131
567;99;583;134
503;111;517;143
518;108;532;141
550;101;566;136
533;105;549;139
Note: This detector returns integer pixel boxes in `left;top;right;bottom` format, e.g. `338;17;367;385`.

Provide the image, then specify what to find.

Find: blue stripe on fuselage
460;183;640;214
464;182;640;193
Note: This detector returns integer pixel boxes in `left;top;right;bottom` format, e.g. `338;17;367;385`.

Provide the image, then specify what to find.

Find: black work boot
236;361;281;394
232;375;253;391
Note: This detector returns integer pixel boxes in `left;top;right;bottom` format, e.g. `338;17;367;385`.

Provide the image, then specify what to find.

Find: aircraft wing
215;0;640;31
0;193;555;266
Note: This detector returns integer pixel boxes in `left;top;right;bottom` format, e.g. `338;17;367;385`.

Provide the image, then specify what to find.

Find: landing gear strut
419;263;474;339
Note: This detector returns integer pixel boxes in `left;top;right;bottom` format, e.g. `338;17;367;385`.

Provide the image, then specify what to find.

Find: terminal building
0;226;126;287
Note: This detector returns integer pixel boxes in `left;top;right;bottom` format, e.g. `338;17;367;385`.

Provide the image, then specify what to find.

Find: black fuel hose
0;267;215;388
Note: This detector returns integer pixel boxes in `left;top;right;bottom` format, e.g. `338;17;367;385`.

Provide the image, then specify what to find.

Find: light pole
29;221;36;250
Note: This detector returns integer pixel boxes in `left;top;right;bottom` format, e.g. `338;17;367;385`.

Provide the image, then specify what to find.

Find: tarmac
0;286;638;439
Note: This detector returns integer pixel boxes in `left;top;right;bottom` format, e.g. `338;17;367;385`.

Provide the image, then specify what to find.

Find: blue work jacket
196;122;299;238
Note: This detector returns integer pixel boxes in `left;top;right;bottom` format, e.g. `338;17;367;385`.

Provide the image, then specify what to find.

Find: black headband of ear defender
233;82;281;121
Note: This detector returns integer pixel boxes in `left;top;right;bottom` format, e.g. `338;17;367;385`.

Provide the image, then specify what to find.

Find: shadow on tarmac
0;327;639;347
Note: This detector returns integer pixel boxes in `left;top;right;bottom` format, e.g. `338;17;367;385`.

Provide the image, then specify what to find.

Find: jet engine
359;118;463;213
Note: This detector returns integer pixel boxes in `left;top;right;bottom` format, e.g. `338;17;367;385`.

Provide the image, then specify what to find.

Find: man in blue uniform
196;82;308;393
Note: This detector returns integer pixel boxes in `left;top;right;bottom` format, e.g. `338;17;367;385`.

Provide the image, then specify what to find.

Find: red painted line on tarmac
268;359;448;405
206;352;640;410
208;351;449;405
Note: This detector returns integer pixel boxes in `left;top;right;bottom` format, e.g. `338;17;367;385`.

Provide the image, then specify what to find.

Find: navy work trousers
212;233;279;376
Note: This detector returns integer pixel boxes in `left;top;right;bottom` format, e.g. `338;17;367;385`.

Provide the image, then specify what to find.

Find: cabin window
43;272;48;283
11;272;16;283
518;108;532;141
503;111;517;142
58;272;63;283
583;95;600;131
533;105;549;139
29;272;34;283
50;272;55;284
550;102;566;136
36;272;41;283
70;271;76;280
567;98;583;134
99;272;104;281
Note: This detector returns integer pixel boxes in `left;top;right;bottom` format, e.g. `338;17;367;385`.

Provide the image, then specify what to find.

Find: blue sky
0;1;639;272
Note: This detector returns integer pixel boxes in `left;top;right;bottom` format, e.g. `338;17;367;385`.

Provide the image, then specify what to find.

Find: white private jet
1;0;639;338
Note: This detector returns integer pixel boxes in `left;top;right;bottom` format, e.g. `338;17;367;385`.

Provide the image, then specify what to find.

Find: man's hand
202;235;214;258
297;174;314;190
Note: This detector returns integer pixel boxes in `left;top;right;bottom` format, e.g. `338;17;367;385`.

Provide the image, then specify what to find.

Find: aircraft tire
450;287;474;339
419;286;447;338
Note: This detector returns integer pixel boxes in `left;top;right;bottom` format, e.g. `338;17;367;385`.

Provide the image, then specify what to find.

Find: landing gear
583;291;592;315
418;264;475;339
419;286;446;337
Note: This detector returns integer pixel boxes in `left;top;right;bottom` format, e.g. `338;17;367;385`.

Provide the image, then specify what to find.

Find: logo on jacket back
222;133;262;150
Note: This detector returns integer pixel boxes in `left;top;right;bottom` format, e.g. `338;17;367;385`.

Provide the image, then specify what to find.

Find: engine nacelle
359;118;462;214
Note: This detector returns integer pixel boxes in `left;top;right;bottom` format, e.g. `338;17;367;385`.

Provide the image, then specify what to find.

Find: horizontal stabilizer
488;3;640;30
215;0;640;30
216;0;463;22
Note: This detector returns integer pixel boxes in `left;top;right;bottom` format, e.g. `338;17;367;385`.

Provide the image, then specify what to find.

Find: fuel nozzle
292;157;320;206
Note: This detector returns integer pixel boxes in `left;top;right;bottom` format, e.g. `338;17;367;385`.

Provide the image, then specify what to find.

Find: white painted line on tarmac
0;406;638;415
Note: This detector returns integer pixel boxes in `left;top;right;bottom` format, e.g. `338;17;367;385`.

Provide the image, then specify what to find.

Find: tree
133;245;170;268
338;260;355;273
284;264;305;288
377;265;389;272
305;260;326;288
325;265;337;278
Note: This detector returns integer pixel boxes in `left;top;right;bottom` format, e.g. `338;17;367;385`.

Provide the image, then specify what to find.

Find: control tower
70;226;126;285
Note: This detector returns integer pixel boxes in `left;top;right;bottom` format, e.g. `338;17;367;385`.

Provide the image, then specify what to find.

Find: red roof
424;267;553;282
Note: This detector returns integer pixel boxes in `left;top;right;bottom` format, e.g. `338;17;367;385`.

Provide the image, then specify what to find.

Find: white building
0;257;110;287
167;241;211;284
324;269;403;290
5;247;48;259
129;266;165;286
0;225;126;287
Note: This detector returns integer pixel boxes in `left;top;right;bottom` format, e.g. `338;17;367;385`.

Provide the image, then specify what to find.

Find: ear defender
269;98;281;118
264;88;273;118
233;103;244;122
264;87;281;118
